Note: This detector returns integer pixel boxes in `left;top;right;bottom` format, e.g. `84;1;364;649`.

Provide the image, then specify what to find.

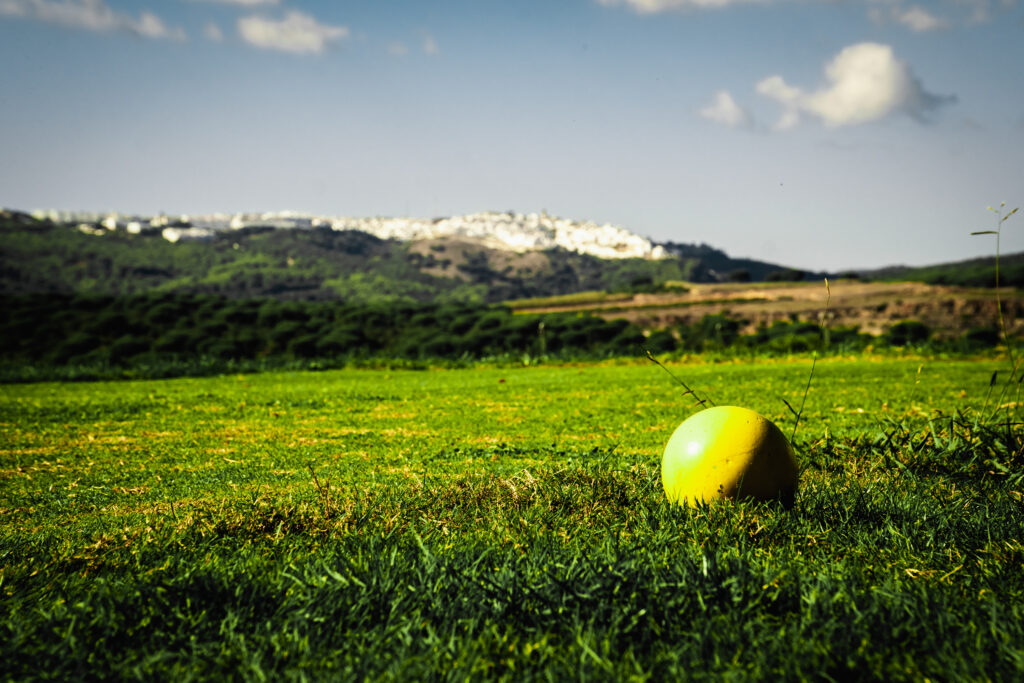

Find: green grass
2;359;1023;679
505;290;635;309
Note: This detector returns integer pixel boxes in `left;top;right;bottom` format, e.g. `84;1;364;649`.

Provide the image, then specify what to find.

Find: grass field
2;358;1023;679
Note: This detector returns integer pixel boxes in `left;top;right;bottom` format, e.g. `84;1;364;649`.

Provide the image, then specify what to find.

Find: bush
473;312;507;332
644;329;677;354
611;328;645;354
962;327;1000;350
270;320;306;349
153;329;196;353
288;334;321;359
51;331;100;363
885;321;931;346
109;334;150;362
422;336;457;357
196;338;239;360
766;269;805;282
698;315;740;348
317;327;363;357
145;302;187;328
87;310;131;337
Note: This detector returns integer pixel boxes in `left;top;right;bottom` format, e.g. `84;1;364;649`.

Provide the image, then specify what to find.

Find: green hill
0;211;821;304
860;252;1024;288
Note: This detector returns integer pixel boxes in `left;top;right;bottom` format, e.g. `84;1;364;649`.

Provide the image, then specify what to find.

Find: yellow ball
661;406;798;507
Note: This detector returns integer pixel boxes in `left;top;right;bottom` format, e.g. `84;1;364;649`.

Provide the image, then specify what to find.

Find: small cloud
422;32;439;56
136;11;185;41
869;3;951;32
203;21;223;42
756;42;955;128
894;5;951;31
596;0;759;11
0;0;185;40
386;41;408;57
190;0;279;5
699;90;753;128
961;0;993;24
237;10;348;55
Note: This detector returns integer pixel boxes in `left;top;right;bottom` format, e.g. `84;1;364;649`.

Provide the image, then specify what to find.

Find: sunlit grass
2;359;1022;679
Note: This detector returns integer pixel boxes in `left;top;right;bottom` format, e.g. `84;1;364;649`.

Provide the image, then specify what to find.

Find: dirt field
511;280;1024;336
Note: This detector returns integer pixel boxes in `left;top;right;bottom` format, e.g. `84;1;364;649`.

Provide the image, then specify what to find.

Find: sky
1;0;1022;271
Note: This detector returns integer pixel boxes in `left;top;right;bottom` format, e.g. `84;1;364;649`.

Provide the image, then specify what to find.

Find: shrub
270;320;305;349
288;334;321;359
109;334;150;362
962;327;1000;350
196;338;238;360
698;314;740;348
217;302;260;326
645;329;677;354
87;310;131;337
145;302;187;328
422;336;457;357
885;320;931;346
610;328;645;354
51;331;100;363
317;327;363;357
153;329;196;353
473;312;507;332
766;269;805;282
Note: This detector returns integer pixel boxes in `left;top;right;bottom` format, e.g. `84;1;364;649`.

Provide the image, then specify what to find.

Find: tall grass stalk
971;202;1020;419
784;278;831;443
643;348;713;409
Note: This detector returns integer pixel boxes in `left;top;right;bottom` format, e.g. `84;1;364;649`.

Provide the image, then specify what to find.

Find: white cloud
386;41;408;57
699;91;753;128
203;21;223;42
237;10;348;55
422;33;439;56
756;42;955;128
894;5;951;31
601;0;1012;27
190;0;279;5
0;0;185;40
869;3;951;32
958;0;993;24
597;0;760;11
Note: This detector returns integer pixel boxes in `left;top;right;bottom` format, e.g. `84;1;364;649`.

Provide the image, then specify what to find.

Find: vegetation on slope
863;252;1024;288
0;211;838;305
2;293;1003;382
0;215;703;303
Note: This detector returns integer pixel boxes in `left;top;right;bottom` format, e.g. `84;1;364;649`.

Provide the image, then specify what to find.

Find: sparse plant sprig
784;278;831;444
643;347;714;409
971;202;1020;420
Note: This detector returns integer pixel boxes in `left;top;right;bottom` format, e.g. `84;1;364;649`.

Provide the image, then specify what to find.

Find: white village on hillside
31;209;669;261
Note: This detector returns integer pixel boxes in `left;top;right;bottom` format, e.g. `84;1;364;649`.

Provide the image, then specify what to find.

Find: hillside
860;252;1024;288
0;210;820;304
509;279;1024;339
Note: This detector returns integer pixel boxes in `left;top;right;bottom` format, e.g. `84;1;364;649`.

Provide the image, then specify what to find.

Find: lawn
2;357;1022;679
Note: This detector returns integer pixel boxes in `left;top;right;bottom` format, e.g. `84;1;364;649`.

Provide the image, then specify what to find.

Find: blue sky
1;0;1022;270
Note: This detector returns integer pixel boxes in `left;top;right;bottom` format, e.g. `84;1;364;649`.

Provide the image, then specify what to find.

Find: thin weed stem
643;348;713;408
972;203;1020;420
787;279;831;443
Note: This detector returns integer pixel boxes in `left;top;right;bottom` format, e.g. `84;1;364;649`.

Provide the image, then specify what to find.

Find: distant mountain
1;208;824;304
